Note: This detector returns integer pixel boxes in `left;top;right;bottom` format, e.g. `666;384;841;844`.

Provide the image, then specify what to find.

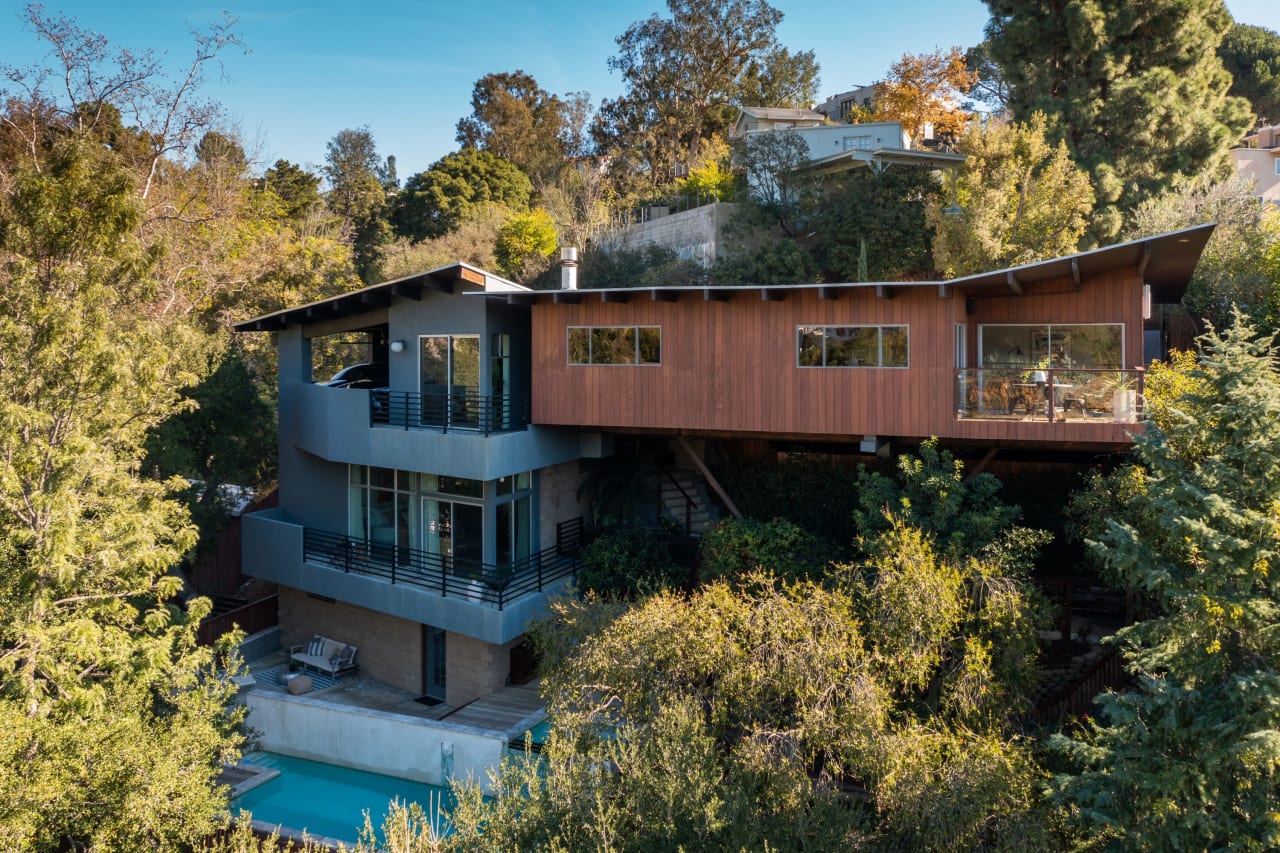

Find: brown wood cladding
531;269;1145;446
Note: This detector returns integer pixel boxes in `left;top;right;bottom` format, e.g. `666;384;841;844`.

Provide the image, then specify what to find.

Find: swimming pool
235;751;454;844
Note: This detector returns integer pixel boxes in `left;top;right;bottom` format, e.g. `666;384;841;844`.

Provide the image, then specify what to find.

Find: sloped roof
737;107;826;122
233;262;527;332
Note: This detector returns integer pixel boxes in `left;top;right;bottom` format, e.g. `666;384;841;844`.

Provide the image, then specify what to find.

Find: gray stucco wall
598;202;741;266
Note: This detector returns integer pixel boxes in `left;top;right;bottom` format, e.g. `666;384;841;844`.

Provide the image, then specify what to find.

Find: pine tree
984;0;1253;242
1053;314;1280;849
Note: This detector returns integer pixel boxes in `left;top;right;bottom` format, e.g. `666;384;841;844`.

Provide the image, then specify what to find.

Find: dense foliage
1053;316;1280;849
576;528;683;598
984;0;1253;241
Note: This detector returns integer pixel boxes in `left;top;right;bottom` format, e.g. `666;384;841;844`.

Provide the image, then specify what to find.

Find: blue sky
1;0;1276;180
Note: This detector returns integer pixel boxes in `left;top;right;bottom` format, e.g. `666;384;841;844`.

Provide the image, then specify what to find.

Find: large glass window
346;466;533;573
797;325;909;368
568;326;661;365
420;335;480;427
978;324;1122;369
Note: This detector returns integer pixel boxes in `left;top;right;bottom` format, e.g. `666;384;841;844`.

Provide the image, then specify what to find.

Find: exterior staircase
659;464;719;535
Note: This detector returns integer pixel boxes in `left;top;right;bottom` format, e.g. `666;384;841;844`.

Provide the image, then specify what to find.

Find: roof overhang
512;224;1214;306
795;146;965;177
233;263;528;332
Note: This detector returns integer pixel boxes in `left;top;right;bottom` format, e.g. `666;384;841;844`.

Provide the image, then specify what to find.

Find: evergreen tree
1054;315;1280;849
324;127;392;283
0;139;244;849
392;148;532;242
984;0;1253;241
1219;23;1280;124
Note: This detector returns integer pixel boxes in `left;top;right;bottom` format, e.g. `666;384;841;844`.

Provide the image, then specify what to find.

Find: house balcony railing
301;518;580;611
955;368;1144;424
371;390;530;435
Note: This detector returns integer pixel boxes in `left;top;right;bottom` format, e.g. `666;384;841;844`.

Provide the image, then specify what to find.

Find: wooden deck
440;680;543;732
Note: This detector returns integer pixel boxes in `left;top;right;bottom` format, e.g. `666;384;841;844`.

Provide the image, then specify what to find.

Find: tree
1126;173;1280;334
734;127;819;237
1219;23;1280;125
984;0;1254;241
261;158;322;222
446;524;1051;851
0;138;244;850
812;165;941;281
0;4;243;199
324;127;392;282
494;207;557;282
456;71;573;186
870;47;978;146
929;114;1095;277
392;148;532;242
964;42;1011;114
1053;316;1280;849
595;0;819;184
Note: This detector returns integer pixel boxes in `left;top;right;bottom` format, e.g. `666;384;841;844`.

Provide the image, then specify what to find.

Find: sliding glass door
420;335;480;427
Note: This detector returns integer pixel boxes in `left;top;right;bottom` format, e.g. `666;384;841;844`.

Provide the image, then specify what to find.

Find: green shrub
577;528;681;599
698;517;839;585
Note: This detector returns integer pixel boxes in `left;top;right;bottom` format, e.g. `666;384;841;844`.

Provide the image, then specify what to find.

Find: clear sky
1;0;1277;180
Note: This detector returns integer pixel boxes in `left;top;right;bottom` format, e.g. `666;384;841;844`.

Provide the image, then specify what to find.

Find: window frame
795;324;910;369
567;325;662;366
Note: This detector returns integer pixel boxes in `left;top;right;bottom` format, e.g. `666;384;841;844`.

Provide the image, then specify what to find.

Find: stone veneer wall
279;587;423;694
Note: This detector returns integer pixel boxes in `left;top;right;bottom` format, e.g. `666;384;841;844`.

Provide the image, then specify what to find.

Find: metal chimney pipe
560;246;579;290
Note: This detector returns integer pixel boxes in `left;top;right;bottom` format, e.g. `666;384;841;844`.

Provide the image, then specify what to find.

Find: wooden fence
197;594;279;646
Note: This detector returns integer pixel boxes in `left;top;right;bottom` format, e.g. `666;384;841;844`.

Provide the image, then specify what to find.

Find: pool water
235;751;454;844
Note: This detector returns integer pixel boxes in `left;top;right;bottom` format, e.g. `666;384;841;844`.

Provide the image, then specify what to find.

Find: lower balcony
955;368;1144;424
241;509;580;645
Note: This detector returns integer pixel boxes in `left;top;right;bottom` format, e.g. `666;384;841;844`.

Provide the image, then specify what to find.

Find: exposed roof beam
1137;242;1153;279
651;289;679;302
818;286;840;301
393;281;423;301
704;289;730;302
361;291;391;307
553;291;582;304
423;273;455;293
1070;258;1081;290
938;284;952;298
602;291;630;304
761;288;785;302
506;294;535;306
875;284;893;299
1006;272;1023;295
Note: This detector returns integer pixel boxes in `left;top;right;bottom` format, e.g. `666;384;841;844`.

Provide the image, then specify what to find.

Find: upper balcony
285;382;580;482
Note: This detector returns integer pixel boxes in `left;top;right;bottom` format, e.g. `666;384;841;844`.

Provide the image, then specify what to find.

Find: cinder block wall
445;633;521;708
279;587;423;694
540;460;588;544
598;203;740;265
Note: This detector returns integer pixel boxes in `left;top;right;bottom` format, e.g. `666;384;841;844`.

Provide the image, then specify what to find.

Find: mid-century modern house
234;223;1213;707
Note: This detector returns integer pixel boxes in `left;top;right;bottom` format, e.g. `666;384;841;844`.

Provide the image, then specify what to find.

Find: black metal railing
302;518;580;611
955;368;1144;424
371;390;530;435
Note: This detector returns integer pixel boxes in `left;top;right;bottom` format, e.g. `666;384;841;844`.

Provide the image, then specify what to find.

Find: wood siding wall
531;269;1145;448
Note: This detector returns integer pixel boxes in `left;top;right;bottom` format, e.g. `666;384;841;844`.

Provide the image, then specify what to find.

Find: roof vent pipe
560;246;579;290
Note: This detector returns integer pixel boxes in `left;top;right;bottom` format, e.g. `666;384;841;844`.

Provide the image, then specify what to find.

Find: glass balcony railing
954;368;1144;423
370;390;530;435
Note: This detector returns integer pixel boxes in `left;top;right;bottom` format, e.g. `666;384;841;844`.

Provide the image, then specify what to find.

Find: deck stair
659;464;719;535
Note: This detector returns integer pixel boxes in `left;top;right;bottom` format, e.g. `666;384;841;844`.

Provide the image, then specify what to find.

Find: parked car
323;362;388;389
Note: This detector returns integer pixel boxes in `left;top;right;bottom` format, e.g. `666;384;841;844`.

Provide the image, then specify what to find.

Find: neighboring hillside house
730;106;828;136
1232;122;1280;204
814;85;878;122
234;224;1212;708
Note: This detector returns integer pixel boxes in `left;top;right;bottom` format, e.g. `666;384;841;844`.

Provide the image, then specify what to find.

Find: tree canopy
984;0;1253;241
869;47;977;146
594;0;819;186
392;148;532;243
1219;23;1280;124
456;70;580;186
929;114;1095;277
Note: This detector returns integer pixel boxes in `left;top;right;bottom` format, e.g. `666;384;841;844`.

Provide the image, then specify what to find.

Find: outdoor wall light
389;339;406;353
